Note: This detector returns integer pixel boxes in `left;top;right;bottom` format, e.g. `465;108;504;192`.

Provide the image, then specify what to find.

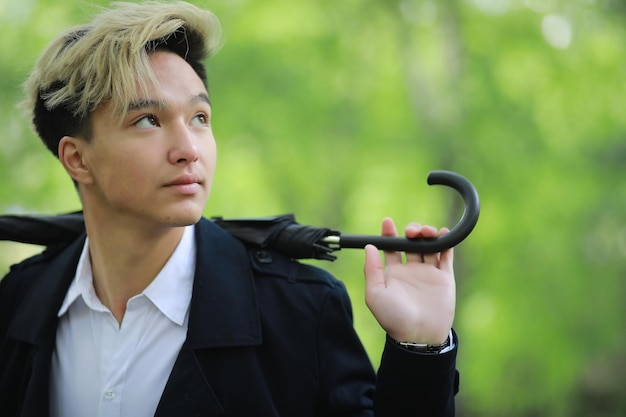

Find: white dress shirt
50;225;196;417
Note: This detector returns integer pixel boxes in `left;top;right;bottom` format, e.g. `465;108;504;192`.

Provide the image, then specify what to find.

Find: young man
0;2;459;416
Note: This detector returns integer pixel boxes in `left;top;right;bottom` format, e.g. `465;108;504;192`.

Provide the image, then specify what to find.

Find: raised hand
363;217;455;345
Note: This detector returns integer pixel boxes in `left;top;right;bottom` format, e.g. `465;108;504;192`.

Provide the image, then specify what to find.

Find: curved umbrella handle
327;170;480;253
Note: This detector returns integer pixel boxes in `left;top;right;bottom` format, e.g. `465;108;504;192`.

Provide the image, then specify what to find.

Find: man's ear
58;136;93;185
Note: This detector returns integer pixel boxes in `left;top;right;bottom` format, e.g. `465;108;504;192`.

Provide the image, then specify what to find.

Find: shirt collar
57;238;102;316
143;225;195;325
58;225;196;326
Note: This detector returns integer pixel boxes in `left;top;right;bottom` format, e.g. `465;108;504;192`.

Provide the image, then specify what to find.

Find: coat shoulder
197;217;343;289
2;243;69;291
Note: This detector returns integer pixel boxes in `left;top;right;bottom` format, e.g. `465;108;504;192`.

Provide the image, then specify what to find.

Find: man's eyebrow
127;99;164;112
192;93;211;107
127;94;211;112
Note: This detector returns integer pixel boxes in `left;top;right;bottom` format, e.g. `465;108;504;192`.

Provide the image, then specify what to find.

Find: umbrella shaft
327;234;449;254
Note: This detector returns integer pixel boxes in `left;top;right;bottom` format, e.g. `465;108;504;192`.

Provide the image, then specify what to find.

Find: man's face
78;51;216;228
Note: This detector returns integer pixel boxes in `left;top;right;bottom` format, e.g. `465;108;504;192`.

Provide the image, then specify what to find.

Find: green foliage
1;0;625;415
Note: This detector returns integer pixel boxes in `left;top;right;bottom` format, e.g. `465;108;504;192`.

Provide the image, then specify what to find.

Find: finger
438;227;455;273
406;252;425;263
381;217;402;265
363;244;386;304
404;223;424;263
404;222;422;239
416;224;439;238
406;223;439;264
422;225;440;265
423;251;440;266
439;247;454;273
419;225;445;266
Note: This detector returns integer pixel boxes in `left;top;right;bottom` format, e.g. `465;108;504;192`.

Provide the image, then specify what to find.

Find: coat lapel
6;238;85;417
155;218;263;417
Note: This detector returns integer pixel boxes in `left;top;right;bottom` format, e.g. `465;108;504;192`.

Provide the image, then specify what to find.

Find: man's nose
168;123;199;164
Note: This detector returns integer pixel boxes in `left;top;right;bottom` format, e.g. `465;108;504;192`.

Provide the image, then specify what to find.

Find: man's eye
191;113;209;126
135;114;159;128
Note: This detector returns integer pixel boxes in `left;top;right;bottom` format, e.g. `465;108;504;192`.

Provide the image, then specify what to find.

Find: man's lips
165;175;203;194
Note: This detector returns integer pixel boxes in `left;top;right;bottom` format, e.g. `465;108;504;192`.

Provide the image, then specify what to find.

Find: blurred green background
1;0;625;415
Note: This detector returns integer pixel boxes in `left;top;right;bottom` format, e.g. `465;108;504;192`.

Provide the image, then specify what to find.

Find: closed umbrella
0;170;479;261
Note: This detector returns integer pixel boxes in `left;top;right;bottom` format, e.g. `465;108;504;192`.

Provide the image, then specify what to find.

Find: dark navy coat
0;218;458;416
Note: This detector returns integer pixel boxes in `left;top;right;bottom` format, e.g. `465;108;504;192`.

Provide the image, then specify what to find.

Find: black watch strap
393;333;451;354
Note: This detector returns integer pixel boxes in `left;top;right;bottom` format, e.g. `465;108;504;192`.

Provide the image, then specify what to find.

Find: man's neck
83;215;187;325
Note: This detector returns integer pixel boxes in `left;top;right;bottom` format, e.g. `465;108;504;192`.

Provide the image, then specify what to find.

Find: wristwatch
394;333;451;354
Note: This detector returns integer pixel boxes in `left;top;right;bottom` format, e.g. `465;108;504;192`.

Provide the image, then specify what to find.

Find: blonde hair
23;1;221;155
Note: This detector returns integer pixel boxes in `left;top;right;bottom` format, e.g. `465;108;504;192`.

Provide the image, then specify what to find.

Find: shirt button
104;390;116;400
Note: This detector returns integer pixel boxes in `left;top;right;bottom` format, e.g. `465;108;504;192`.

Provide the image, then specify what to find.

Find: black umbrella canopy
212;214;340;261
0;212;84;246
0;171;479;261
0;212;340;261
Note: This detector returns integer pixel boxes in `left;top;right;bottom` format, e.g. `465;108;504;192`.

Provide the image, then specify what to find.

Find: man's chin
165;213;203;227
165;199;208;226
